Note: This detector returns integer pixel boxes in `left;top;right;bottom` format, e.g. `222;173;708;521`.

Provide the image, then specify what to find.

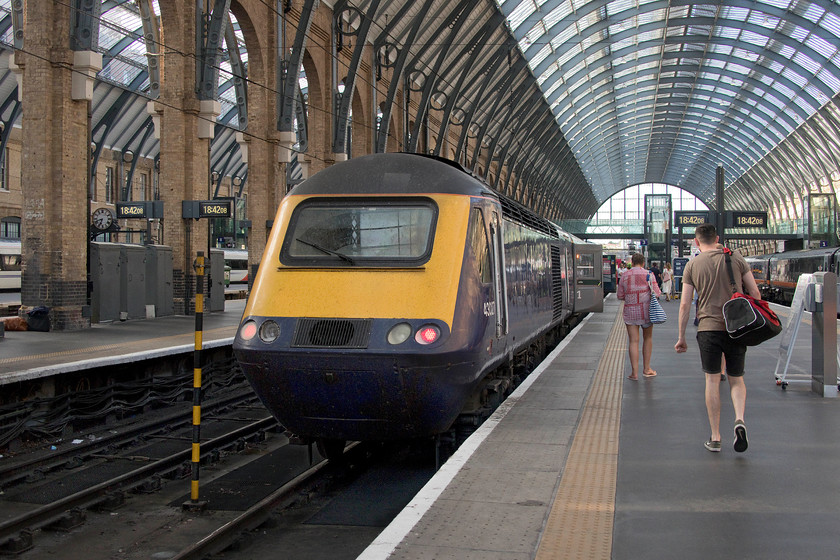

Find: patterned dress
616;266;662;326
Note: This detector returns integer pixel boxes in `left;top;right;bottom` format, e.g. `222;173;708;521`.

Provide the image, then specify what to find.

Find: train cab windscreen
280;198;438;266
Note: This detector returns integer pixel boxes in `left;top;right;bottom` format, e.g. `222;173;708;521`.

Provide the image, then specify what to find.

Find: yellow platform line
535;311;627;560
0;326;234;366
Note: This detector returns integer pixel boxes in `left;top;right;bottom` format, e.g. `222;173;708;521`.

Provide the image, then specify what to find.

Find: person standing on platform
617;252;661;381
674;224;761;453
650;261;663;290
662;262;673;301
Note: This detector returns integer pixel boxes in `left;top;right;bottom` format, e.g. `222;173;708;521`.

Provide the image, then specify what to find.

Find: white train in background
0;239;21;291
224;249;249;284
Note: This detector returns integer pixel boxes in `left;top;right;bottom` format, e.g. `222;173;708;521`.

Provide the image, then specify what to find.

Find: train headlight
387;323;412;345
239;320;258;341
259;320;281;343
415;325;440;345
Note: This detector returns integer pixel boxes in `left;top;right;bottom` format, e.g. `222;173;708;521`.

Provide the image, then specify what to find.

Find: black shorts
696;331;747;377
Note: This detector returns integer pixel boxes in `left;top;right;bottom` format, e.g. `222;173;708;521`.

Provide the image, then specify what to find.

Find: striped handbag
647;273;667;324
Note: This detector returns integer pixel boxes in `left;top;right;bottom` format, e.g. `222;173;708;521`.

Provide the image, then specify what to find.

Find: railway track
0;402;279;555
0;311;590;558
170;442;368;560
0;387;260;490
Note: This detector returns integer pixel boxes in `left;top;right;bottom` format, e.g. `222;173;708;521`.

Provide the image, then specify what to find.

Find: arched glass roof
496;0;840;204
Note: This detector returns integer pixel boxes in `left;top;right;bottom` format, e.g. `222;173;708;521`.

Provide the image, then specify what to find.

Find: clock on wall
92;207;114;230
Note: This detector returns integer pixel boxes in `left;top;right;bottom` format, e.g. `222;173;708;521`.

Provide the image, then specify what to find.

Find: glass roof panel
494;0;840;204
818;68;840;92
508;0;537;32
543;0;573;30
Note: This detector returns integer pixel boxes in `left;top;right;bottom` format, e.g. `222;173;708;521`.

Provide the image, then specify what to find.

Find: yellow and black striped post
189;252;205;508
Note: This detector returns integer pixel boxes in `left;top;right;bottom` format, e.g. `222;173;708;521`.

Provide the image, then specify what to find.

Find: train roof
288;153;581;240
289;153;493;198
748;246;840;260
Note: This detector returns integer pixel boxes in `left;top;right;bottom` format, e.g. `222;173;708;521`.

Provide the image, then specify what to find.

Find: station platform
361;295;840;560
0;299;245;386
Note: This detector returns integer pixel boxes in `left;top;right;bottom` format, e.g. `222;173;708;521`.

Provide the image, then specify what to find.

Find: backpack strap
722;248;737;296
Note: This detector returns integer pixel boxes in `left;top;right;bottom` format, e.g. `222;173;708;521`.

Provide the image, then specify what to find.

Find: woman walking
616;253;662;380
662;262;674;301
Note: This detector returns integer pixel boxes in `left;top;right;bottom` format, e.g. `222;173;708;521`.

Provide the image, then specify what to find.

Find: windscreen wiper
295;237;356;264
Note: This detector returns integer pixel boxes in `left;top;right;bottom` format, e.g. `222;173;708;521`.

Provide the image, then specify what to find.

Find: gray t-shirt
682;248;749;332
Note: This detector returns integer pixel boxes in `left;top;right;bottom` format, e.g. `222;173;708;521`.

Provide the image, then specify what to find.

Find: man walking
674;224;761;453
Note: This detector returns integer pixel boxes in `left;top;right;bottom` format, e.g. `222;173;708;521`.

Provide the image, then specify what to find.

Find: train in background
0;239;21;291
233;153;603;460
745;246;840;305
223;249;249;284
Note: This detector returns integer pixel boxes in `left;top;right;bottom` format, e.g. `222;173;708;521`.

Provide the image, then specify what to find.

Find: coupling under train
233;153;603;457
745;246;840;304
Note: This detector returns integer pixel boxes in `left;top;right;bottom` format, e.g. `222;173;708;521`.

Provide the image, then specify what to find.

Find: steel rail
0;416;278;545
0;386;258;488
170;442;361;560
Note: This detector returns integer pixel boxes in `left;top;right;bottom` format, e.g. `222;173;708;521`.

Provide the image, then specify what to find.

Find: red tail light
240;320;257;341
415;325;440;344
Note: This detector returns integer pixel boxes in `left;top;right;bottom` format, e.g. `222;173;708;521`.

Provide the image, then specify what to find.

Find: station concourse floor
361;295;840;560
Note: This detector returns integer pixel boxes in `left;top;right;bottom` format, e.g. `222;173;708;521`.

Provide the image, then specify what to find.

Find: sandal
643;371;657;377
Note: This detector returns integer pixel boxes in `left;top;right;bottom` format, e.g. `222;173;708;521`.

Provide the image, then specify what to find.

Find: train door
490;212;508;337
573;242;604;313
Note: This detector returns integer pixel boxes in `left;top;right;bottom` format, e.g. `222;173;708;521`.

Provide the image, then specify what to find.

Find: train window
468;209;492;283
1;253;21;271
576;253;596;279
280;198;437;266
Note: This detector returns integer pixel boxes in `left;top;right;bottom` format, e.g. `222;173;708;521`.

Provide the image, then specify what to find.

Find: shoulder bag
647;273;667;324
721;249;781;345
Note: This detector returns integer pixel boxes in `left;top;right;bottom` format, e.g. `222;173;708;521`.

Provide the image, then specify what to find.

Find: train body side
767;247;840;304
746;247;840;304
233;153;596;442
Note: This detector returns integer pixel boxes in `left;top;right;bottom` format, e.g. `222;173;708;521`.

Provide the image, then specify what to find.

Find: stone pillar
19;3;99;330
158;1;212;314
241;2;281;273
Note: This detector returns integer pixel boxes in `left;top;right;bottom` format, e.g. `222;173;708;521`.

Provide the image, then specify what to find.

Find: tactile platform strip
535;311;627;560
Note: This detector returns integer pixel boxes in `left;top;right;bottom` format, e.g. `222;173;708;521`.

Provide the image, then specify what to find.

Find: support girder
278;0;318;134
333;0;381;155
70;0;101;51
197;0;232;101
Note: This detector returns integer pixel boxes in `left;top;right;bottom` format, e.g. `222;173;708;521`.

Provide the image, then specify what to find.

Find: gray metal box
90;242;121;323
120;244;147;320
145;245;174;317
208;249;225;312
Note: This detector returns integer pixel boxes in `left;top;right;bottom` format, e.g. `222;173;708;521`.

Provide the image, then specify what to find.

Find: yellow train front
234;153;601;451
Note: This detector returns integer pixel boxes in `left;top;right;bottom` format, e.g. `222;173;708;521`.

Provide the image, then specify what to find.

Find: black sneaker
704;439;721;452
734;420;748;452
